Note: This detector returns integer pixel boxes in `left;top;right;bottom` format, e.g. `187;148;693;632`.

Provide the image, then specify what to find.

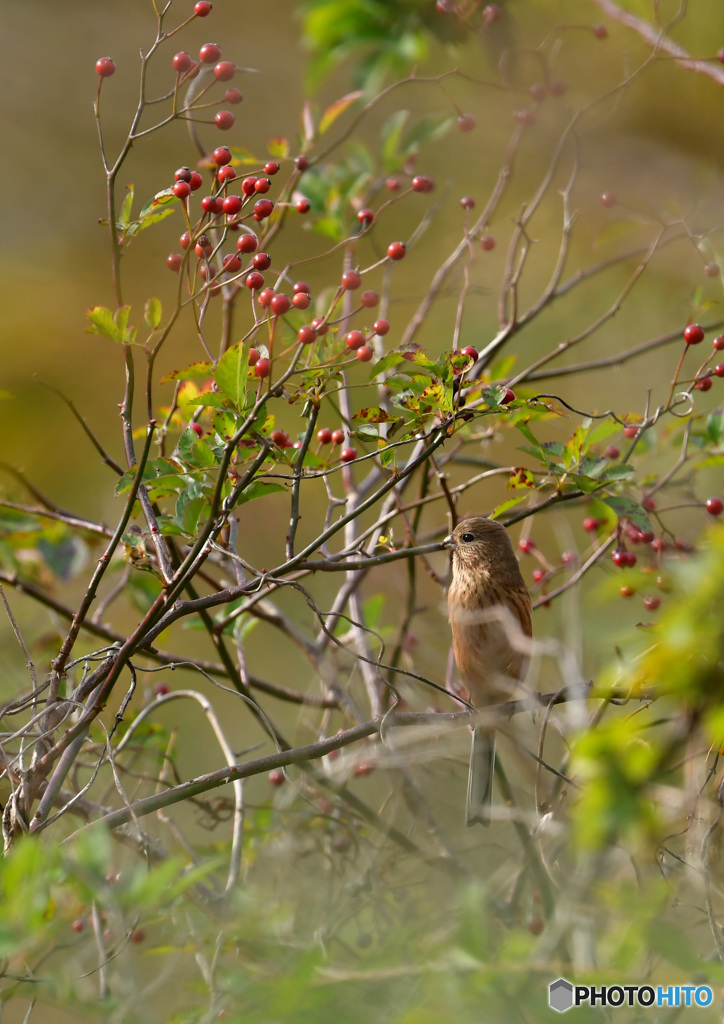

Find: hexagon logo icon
549;978;574;1013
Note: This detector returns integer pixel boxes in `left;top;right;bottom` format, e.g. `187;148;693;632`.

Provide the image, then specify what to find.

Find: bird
444;516;532;827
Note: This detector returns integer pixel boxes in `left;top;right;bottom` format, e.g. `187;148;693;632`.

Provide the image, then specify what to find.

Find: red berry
270;294;291;316
386;177;400;191
715;365;724;377
583;517;599;532
412;175;434;192
292;292;310;310
460;196;476;210
360;290;379;308
341;270;362;290
237;233;258;254
331;429;345;445
518;538;536;554
254;177;271;194
190;171;203;191
357;208;375;227
130;929;146;944
704;262;720;278
167;253;183;272
561;551;577;567
457;114;476;132
258;288;275;307
354;760;376;777
356;346;374;362
502;389;515;404
620;585;634;598
222;195;242;215
174;166;193;183
72;919;84;934
462;345;478;361
604;446;620;459
514;108;535;126
718;48;724;64
696;377;713;391
298;325;317;345
293;280;310;294
180;231;191;250
549;79;568;96
252;252;272;270
345;330;366;350
611;549;627;567
201;195;223;214
311;317;329;336
245;272;264;290
530;82;547;102
706;497;723;516
684;323;705;344
241;176;258;196
173;52;193;73
593;23;608;39
195;235;212;257
255;358;270;378
601;192;617;208
95;57;116;78
643;595;660;612
190;422;204;437
214;61;235;81
199;43;222;64
317;428;332;444
215;111;234;130
713;335;724;351
387;241;406;261
270;429;288;446
254;199;274;219
222;253;241;273
340;448;358;463
480;235;496;251
248;348;260;366
194;0;212;14
373;319;390;336
173;181;191;199
623;425;639;438
483;4;503;25
296;199;311;213
225;88;243;104
269;769;285;786
294;155;309;171
264;161;280;175
213;146;232;166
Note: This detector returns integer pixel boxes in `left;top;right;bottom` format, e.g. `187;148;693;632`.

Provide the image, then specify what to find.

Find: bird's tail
466;727;495;828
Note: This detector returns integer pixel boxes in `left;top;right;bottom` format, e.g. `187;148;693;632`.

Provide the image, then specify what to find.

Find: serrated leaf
161;361;213;384
267;137;289;158
214;342;249;410
233;479;287;507
319;90;364;134
189;391;232;410
602;495;652;533
144;297;162;330
85;306;119;341
489;494;529;520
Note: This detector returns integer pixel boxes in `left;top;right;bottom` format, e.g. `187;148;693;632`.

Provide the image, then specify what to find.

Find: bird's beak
442;534;455;550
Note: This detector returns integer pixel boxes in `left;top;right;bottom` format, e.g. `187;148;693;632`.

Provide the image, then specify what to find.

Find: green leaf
129;191;177;237
114;458;185;497
507;468;536;490
602;495;652;533
233;479;287;507
267;137;289;158
160;361;213;384
85;305;135;345
353;407;398;424
118;184;134;230
371;351;405;377
377;440;396;470
380;109;409;172
214;342;249;411
489;494;529;519
144;297;162;330
401;113;453;156
319;90;364;134
190;391;233;410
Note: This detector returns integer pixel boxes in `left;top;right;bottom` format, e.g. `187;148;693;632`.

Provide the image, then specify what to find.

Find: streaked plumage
444;517;532;826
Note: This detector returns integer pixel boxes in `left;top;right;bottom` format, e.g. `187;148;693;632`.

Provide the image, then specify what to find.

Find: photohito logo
548;978;713;1013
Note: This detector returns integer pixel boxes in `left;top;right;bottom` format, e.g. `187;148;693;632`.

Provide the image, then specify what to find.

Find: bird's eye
460;532;475;543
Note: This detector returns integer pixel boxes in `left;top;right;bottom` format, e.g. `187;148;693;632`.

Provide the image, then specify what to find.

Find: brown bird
444;517;532;827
